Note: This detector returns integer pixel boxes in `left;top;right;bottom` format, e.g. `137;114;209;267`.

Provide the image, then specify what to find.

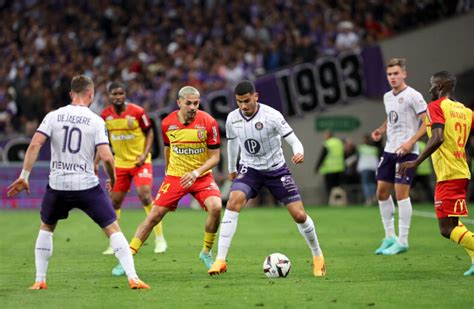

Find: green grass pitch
0;205;472;308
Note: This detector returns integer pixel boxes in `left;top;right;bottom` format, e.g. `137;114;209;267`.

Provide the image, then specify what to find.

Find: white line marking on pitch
412;210;474;224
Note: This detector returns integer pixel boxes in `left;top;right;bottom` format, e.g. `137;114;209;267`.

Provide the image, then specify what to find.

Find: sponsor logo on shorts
434;200;442;207
138;168;152;179
173;145;206;155
454;199;466;213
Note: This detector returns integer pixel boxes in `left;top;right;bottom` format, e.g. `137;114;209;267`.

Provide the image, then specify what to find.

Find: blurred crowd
0;0;471;135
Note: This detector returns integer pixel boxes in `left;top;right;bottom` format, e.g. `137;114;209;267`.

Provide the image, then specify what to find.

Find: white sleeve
36;112;53;137
227;137;240;173
95;117;110;146
273;111;293;137
284;132;304;155
412;91;427;115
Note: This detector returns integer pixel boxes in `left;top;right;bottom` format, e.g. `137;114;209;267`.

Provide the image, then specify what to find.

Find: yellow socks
450;223;474;250
202;232;217;253
144;204;164;238
130;237;143;255
115;209;121;222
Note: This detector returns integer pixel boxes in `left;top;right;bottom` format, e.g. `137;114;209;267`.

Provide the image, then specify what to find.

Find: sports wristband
20;169;30;181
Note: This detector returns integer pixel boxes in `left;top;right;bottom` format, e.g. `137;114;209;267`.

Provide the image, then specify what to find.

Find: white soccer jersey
37;104;110;190
226;103;293;170
383;86;427;154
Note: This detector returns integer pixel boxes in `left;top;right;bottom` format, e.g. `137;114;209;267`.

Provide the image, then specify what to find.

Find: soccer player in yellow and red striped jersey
111;86;222;276
399;71;474;276
100;82;167;256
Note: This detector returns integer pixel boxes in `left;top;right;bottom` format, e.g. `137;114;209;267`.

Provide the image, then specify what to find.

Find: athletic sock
129;237;143;255
397;197;412;246
296;215;322;256
110;232;138;280
450;224;474;250
34;230;53;282
202;232;217;253
216;209;239;261
378;195;396;238
115;209;121;222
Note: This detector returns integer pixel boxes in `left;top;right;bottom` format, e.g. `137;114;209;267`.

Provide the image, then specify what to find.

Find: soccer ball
263;253;291;278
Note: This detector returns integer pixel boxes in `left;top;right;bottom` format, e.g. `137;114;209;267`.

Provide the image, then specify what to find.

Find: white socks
397;198;412;246
216;209;239;261
34;230;53;282
110;232;138;280
378;196;396;238
297;216;322;256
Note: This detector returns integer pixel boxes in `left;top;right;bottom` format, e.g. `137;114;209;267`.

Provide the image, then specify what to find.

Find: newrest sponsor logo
173;146;205;155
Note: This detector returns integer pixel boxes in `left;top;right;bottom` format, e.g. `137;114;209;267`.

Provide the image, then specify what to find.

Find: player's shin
216;209;239;260
296;215;322;256
34;230;53;283
110;232;139;280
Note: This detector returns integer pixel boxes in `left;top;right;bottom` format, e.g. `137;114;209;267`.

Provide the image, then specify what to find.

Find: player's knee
139;194;153;206
376;189;390;201
292;211;306;224
226;198;244;212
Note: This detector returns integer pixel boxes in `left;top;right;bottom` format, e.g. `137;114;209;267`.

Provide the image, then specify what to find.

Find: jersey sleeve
412;91;428;115
95;117;110;146
206;116;220;149
137;108;152;131
36;112;53;138
273;110;293;138
161;120;170;146
225;114;237;139
427;98;445;126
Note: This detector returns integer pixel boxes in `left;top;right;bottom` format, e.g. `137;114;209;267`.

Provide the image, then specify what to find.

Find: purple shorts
40;184;116;228
376;151;418;185
230;164;302;205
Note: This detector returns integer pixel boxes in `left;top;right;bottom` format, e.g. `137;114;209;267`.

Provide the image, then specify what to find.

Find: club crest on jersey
197;129;206;141
398;97;404;104
126;116;136;129
255;122;263;130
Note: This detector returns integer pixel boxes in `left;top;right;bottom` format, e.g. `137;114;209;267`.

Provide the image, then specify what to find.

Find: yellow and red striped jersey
162;110;220;177
426;97;473;181
101;103;152;168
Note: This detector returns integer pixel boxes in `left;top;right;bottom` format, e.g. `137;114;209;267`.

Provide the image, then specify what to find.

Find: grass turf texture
0;205;472;308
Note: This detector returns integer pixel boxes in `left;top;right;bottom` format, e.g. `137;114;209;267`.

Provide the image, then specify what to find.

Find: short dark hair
432;70;456;86
235;80;256;96
71;75;94;94
108;82;126;93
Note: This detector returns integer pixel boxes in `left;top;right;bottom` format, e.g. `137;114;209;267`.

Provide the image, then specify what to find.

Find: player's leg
102;191;127;255
30;222;56;290
137;184;167;254
286;201;326;276
134;163;167;253
198;195;222;269
102;222;149;289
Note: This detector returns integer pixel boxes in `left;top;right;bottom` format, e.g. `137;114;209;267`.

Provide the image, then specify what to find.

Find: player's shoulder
195;110;217;123
405;86;425;99
162;110;178;126
125;102;146;116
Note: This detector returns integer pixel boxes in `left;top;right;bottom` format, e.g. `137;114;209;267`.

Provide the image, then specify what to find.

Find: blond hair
386;58;406;70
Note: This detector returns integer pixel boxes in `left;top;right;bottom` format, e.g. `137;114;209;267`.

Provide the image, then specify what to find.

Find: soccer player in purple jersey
208;80;326;277
7;75;149;290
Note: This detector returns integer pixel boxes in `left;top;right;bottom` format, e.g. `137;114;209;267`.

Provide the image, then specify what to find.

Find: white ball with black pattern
263;253;291;278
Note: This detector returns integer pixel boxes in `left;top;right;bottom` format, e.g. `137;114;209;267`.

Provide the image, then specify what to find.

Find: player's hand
135;154;147;167
180;171;199;189
371;129;382;142
106;179;113;192
7;178;30;197
228;172;237;181
398;161;417;177
395;140;414;157
291;153;304;164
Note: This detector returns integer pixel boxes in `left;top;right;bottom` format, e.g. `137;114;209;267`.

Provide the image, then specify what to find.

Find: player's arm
398;126;443;175
180;148;220;189
164;145;170;174
7;132;47;196
284;132;304;164
97;144;116;191
227;137;240;180
137;127;154;167
371;120;387;142
396;112;427;156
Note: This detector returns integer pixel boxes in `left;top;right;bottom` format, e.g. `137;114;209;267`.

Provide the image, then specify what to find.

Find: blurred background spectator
0;0;470;135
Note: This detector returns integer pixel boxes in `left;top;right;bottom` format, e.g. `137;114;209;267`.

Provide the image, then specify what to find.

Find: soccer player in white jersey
371;58;427;255
208;80;326;276
7;75;149;289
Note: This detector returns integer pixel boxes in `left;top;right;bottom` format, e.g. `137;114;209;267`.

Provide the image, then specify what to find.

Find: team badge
255;122;263;130
197;129;206;141
398;97;404;104
127;116;135;129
